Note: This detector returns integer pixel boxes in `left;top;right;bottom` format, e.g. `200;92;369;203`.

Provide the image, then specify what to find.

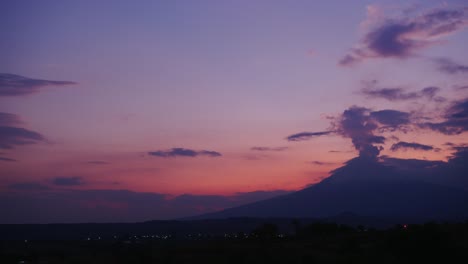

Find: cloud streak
0;156;16;162
0;112;22;126
286;131;334;142
0;125;45;149
0;73;76;96
250;146;288;151
0;112;45;149
420;98;468;135
390;141;436;152
309;161;335;166
434;58;468;74
148;148;222;158
362;85;440;101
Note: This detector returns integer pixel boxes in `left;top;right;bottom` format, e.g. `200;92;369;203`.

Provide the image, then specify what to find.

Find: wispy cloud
390;141;437;152
433;58;468;74
328;150;354;153
0;113;45;149
362;82;440;101
340;7;468;65
148;148;222;158
286;131;334;142
420;98;468;135
309;161;335;166
250;146;288;152
0;112;22;126
0;127;45;149
454;85;468;91
0;73;76;96
0;156;16;162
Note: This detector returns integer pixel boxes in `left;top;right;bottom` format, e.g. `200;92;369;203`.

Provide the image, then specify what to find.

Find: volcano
193;157;468;224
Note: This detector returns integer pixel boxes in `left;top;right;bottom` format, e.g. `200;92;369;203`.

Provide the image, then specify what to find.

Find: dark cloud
370;109;410;127
309;161;335;166
368;24;417;57
420;98;468;135
86;161;110;165
197;150;222;157
0;73;76;96
390;141;436;152
0;112;22;126
444;142;468;149
328;150;354;153
0;125;45;149
340;8;468;65
447;99;468;119
52;176;84;186
434;58;468;74
286;131;334;142
250;146;288;152
0;112;45;149
8;182;50;191
148;148;221;158
362;83;440;101
0;156;16;162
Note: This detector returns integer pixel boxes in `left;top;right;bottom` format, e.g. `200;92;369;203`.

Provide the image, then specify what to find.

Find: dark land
1;218;468;264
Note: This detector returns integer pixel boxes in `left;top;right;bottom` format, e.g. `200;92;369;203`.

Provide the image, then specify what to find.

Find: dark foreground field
2;221;468;264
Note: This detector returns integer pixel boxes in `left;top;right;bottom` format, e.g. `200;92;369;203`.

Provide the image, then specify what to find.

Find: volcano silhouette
193;157;468;223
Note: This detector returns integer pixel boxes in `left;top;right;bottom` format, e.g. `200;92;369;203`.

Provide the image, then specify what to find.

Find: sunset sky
1;0;468;223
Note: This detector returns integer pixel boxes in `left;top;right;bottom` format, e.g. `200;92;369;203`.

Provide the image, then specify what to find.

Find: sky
1;0;468;223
